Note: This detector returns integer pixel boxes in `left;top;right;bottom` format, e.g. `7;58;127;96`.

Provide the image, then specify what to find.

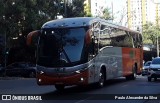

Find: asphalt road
0;76;160;103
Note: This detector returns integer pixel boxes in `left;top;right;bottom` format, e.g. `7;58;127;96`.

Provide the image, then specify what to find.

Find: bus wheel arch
98;65;106;87
126;63;137;80
130;62;138;80
134;63;138;74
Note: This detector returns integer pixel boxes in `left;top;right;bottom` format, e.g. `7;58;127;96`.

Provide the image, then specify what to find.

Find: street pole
157;36;159;57
111;1;113;22
64;0;67;18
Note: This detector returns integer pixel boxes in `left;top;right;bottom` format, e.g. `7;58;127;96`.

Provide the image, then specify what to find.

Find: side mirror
26;30;40;46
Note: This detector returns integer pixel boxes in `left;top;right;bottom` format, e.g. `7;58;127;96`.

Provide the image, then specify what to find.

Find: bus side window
132;33;142;48
99;25;112;48
137;34;142;48
123;34;133;47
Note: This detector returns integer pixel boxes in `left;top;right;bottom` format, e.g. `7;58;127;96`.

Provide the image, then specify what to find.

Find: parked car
142;61;151;76
5;62;36;78
148;57;160;81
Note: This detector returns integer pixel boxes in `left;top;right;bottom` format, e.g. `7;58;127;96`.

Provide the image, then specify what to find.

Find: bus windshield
37;27;87;67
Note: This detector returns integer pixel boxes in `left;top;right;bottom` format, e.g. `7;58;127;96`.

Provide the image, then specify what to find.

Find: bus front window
37;27;86;67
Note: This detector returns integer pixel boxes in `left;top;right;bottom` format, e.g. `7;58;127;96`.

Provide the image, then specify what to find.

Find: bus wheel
55;84;65;91
154;77;157;81
148;77;151;82
128;65;137;80
98;69;105;87
126;72;136;80
132;72;137;80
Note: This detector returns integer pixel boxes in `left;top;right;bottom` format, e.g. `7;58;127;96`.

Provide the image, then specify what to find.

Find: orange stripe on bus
122;48;142;76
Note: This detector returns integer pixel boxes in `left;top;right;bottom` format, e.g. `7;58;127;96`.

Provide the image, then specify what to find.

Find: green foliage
65;0;85;17
101;8;113;20
0;0;86;46
84;3;92;17
0;0;87;63
142;22;160;45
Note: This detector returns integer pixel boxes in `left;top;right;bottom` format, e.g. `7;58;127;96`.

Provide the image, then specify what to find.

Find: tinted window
152;58;160;64
132;33;142;48
38;27;87;67
99;26;134;48
18;63;26;68
144;61;151;66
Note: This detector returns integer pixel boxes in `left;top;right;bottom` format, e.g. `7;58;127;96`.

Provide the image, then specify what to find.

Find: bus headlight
80;78;84;81
75;70;80;74
38;79;42;82
40;71;44;74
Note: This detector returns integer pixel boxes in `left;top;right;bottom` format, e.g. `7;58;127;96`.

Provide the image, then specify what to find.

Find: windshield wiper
61;48;71;63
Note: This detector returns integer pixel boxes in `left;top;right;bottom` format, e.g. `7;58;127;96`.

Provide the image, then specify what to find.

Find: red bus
27;17;143;91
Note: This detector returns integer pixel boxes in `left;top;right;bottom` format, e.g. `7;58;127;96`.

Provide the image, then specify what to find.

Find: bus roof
42;17;141;34
42;17;96;28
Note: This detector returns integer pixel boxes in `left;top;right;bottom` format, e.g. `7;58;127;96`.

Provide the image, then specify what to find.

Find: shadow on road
40;77;132;100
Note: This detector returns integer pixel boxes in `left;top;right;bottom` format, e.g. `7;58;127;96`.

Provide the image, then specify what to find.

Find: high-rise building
84;0;128;26
84;0;160;32
127;0;144;31
127;0;160;32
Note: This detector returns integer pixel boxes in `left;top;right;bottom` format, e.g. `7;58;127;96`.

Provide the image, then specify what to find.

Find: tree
84;2;92;17
0;0;87;64
0;0;59;64
101;8;113;20
64;0;86;17
142;22;160;45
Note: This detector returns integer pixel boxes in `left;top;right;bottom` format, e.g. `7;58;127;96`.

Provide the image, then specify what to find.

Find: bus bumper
36;70;89;86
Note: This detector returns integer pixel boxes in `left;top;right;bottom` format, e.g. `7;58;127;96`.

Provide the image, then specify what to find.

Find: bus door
88;28;99;83
93;28;100;82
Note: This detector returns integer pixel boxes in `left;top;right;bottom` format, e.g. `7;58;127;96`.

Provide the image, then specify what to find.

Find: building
85;0;128;26
104;0;127;26
84;0;160;32
127;0;160;32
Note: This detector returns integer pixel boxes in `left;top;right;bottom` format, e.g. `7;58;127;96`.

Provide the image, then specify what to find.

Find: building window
95;3;97;7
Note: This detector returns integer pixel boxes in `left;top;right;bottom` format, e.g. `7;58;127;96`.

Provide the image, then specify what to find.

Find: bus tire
55;84;65;91
98;68;106;87
154;77;157;81
126;75;130;80
130;64;137;80
126;75;133;80
130;73;136;80
148;77;151;82
126;66;137;80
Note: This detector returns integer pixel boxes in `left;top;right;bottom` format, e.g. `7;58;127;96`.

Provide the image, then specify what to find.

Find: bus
27;17;143;91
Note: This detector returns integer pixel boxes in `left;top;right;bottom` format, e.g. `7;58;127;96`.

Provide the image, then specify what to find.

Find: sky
104;0;127;25
153;0;160;3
